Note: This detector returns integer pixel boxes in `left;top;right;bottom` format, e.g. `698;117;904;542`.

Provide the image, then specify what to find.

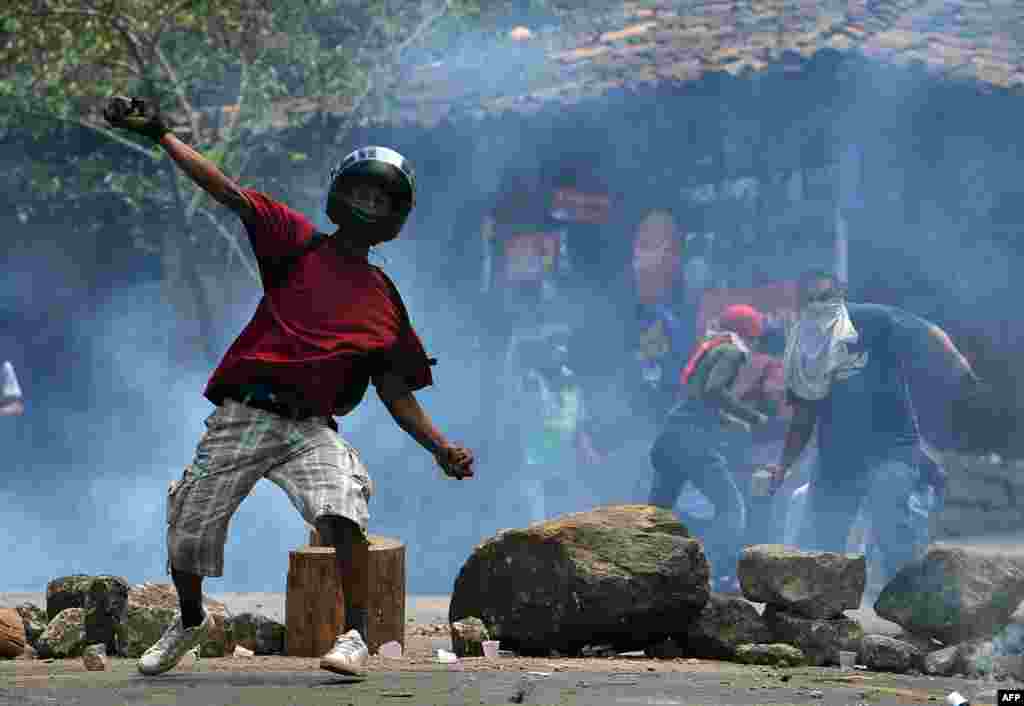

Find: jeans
796;450;929;585
649;415;747;580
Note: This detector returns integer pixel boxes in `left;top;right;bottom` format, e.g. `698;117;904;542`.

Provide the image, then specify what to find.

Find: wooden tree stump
286;532;405;657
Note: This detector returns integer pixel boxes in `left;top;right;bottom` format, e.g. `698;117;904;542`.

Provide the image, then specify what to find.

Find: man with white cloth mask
762;269;980;586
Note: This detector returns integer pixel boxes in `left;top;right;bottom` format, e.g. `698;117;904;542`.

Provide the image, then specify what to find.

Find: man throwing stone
104;96;474;677
765;269;978;586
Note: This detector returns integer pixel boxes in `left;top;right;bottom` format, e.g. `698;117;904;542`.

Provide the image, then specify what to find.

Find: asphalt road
1;657;1013;706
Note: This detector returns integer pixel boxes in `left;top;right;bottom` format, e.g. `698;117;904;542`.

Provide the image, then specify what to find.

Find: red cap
719;304;765;339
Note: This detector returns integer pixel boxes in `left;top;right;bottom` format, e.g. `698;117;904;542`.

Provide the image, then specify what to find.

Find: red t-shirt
204;190;434;416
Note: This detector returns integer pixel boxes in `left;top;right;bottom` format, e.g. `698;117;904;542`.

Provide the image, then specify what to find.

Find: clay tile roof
253;0;1024;129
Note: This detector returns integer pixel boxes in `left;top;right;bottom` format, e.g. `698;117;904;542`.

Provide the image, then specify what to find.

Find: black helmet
326;146;416;245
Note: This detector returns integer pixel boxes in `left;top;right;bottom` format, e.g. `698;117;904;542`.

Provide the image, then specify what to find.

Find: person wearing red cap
649;303;771;593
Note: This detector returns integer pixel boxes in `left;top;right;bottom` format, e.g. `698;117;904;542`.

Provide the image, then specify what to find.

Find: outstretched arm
104;96;254;222
159;133;255;223
376;373;474;478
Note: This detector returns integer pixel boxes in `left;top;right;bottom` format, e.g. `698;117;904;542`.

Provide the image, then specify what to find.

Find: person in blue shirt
764;270;980;586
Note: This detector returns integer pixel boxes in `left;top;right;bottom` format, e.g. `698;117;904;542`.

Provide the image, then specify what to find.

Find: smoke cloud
3;12;1023;599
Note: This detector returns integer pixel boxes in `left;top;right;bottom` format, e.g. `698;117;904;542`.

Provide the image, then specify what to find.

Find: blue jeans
796;451;929;585
649;416;747;580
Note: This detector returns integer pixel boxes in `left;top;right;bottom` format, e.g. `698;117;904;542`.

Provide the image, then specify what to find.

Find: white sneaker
320;629;369;675
137;610;212;676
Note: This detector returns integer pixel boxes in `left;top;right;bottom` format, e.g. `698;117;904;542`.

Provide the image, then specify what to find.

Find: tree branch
196;206;261;283
75;118;161;161
324;0;454;170
154;44;201;140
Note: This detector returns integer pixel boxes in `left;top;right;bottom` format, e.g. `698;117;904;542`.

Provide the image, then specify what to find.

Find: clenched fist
436;443;474;480
103;96;170;143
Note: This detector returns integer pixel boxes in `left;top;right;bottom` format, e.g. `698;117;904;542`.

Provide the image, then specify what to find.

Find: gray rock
737;545;865;619
924;645;959;676
449;505;710;655
875;545;1024;644
763;605;863;666
228;612;285;656
15;603;47;649
734;642;807;667
36;608;86;659
860;634;923;673
450;616;489;658
684;593;772;659
81;643;107;671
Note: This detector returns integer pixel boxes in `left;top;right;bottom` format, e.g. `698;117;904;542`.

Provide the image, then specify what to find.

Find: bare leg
316;516;369;639
171;568;205;629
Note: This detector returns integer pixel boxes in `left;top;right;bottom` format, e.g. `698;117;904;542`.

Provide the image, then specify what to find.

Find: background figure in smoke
501;325;603;524
649;304;770;592
766;269;979;591
103;97;474;677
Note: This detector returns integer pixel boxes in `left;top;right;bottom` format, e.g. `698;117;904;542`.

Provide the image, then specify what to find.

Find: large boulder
118;583;232;658
228;612;285;656
860;634;923;674
875;545;1024;644
449;505;710;655
683;593;772;659
0;608;27;659
763;605;864;666
36;608;86;659
737;545;865;619
15;603;48;649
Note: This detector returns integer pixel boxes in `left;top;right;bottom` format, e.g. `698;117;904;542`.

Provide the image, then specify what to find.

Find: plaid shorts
166;399;373;577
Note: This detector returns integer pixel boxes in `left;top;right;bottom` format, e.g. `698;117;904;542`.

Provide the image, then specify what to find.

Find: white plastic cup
378;641;403;659
839;650;856;670
482;640;500;659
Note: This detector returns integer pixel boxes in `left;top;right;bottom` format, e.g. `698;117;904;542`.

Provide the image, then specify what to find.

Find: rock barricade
683;593;772;659
738;545;866;666
875;544;1024;645
738;545;865;619
449;505;710;655
763;605;863;666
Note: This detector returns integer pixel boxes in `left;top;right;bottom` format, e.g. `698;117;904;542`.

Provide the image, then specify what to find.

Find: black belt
220;384;321;421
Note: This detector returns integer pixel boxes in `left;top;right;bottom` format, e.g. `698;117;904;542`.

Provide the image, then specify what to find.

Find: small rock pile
737;545;866;667
2;575;286;662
